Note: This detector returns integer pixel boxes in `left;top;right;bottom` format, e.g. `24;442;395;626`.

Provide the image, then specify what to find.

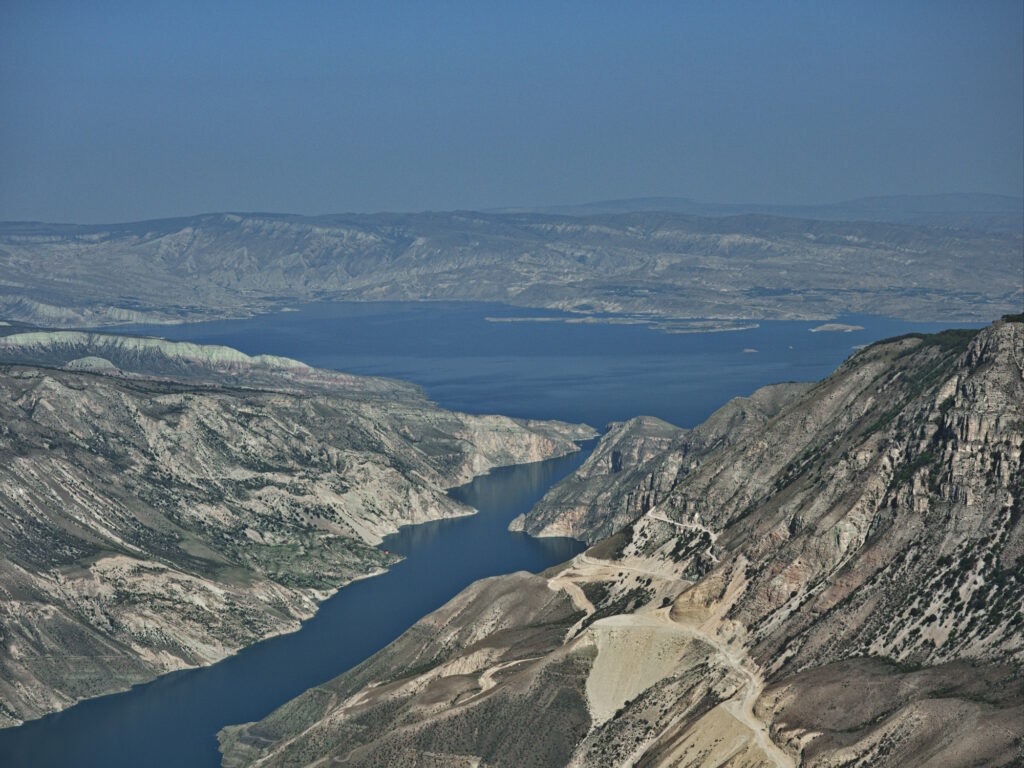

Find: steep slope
508;416;686;543
0;329;419;400
0;336;594;728
220;316;1024;767
218;572;593;768
1;212;1020;328
510;384;810;543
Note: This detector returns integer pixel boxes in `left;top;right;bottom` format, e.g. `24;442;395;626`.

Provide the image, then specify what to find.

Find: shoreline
4;297;998;336
0;440;590;732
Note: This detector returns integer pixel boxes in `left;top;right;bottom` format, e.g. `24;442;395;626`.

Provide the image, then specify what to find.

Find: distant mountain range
499;192;1024;232
1;205;1020;329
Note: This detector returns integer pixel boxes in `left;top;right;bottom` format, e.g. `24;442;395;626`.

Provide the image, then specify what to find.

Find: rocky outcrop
508;415;685;542
0;330;421;400
220;317;1023;767
0;339;593;728
509;383;810;543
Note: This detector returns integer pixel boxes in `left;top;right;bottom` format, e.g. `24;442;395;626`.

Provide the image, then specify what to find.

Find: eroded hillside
509;384;810;544
0;334;593;727
220;316;1024;767
1;212;1019;328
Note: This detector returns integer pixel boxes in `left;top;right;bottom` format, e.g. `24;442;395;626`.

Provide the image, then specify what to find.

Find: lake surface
114;302;955;429
0;302;960;766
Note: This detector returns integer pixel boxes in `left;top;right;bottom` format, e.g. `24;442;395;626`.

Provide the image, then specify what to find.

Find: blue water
112;301;955;429
0;448;591;767
0;302;961;766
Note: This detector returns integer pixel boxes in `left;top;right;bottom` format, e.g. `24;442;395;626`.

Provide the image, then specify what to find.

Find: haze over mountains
2;0;1021;763
500;193;1024;233
1;192;1021;765
0;195;1020;330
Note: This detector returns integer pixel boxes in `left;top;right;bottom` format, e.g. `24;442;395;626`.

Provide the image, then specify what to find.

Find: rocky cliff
220;316;1024;767
509;384;810;543
0;334;593;728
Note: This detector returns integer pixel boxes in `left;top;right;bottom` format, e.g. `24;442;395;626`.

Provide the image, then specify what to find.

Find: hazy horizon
2;190;1023;228
2;1;1022;224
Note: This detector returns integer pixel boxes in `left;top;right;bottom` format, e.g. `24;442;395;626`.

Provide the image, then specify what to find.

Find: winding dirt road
551;551;794;768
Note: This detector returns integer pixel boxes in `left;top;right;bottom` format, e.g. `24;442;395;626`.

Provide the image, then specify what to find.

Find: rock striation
220;316;1024;767
0;334;593;728
509;384;810;543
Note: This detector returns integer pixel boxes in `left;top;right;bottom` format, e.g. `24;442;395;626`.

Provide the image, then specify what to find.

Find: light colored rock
220;318;1024;768
0;338;593;728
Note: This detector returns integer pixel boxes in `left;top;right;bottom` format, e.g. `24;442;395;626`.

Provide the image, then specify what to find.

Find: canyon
219;315;1024;767
0;331;592;727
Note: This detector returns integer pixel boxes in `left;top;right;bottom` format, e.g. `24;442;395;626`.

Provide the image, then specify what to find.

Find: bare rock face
0;336;593;728
220;317;1023;768
508;415;685;542
657;320;1023;672
509;383;810;543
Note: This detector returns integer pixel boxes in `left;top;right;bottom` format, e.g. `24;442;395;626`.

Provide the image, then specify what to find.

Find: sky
1;0;1022;223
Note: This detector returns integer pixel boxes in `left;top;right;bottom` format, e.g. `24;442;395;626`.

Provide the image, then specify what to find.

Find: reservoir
110;301;954;429
0;303;957;766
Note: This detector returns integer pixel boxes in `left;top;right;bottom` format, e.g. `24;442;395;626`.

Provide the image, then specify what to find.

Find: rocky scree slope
0;212;1020;327
0;334;592;727
509;383;811;544
219;316;1024;767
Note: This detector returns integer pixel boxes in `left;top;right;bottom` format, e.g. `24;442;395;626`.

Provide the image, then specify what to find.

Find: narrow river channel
0;444;592;767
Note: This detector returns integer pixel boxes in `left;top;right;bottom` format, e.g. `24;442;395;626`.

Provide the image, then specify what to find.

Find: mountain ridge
0;335;594;728
1;209;1019;328
509;192;1023;225
219;316;1024;767
509;383;813;543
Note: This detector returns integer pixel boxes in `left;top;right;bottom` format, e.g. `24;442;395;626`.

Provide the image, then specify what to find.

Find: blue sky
1;0;1021;222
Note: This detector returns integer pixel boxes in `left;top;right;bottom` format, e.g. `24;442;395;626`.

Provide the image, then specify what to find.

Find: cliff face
220;317;1023;768
508;415;686;542
509;383;810;543
659;321;1023;672
0;335;593;728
